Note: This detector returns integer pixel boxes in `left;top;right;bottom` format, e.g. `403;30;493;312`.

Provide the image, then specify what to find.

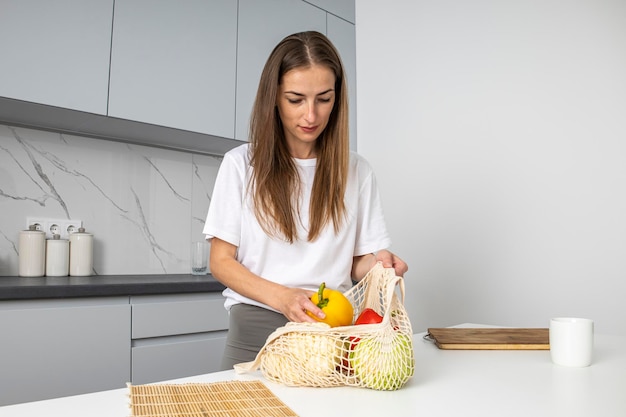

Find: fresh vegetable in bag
261;327;343;385
349;331;414;390
355;308;383;325
234;263;415;391
306;282;353;327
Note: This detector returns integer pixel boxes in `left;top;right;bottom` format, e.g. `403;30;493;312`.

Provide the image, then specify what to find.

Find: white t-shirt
203;143;391;312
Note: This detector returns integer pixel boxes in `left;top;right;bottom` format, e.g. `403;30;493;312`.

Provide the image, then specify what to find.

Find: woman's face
276;64;336;158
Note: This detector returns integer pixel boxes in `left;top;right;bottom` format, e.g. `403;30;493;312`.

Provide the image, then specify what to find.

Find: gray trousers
220;303;289;371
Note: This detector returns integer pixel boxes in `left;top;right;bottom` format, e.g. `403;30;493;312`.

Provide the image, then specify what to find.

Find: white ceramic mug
549;317;594;367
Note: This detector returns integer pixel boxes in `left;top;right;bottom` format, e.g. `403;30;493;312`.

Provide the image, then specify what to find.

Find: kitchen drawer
131;332;227;384
131;293;228;339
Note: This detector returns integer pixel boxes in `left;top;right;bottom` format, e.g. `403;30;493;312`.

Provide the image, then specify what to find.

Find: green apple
349;332;414;390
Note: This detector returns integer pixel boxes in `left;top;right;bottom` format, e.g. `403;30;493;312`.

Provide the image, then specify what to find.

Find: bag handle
382;273;404;325
361;262;405;324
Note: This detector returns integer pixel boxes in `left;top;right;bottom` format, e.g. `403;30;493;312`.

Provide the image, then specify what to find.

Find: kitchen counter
2;324;625;417
0;274;225;300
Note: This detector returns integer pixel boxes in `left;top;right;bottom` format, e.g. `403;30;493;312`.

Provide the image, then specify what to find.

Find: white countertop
2;324;625;417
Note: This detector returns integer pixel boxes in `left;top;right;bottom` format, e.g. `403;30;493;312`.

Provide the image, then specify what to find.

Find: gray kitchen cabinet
0;0;113;114
0;291;229;406
0;297;131;406
327;14;357;150
108;0;238;139
130;292;229;384
0;0;356;154
306;0;355;23
235;0;327;141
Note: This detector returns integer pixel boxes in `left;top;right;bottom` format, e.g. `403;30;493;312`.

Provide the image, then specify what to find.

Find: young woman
203;31;407;370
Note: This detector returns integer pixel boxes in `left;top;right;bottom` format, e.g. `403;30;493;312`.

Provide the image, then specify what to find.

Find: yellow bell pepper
307;282;353;327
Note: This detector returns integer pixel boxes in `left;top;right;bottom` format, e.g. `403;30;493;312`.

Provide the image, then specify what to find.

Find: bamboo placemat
127;380;298;417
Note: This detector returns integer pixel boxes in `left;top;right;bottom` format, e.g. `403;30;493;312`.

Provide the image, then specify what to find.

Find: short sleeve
202;146;248;247
352;155;392;256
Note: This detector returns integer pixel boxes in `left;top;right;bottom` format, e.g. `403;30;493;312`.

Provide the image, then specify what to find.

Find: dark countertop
0;274;226;300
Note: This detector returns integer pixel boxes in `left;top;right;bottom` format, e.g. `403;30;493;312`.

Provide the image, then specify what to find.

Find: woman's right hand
276;286;326;323
210;237;326;323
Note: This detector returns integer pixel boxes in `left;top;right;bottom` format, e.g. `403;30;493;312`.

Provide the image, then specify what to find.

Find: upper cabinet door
108;0;237;139
0;0;113;115
305;0;355;23
235;0;327;141
327;14;357;150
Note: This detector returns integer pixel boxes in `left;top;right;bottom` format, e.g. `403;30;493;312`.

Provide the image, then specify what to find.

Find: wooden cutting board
426;328;550;350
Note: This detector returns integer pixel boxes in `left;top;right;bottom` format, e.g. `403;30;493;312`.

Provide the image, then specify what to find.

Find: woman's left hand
375;249;408;277
351;249;408;281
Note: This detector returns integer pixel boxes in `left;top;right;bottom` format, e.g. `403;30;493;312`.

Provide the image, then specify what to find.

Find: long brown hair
248;31;349;243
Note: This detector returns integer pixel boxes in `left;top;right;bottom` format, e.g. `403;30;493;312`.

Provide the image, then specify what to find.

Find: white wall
356;0;626;335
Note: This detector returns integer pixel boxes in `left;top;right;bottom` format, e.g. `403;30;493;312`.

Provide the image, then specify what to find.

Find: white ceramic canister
18;225;46;277
69;227;93;276
46;234;70;276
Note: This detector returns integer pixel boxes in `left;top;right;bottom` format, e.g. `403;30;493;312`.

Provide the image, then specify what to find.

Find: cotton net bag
235;262;414;390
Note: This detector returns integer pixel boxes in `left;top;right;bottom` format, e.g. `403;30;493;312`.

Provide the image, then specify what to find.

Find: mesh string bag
234;262;414;390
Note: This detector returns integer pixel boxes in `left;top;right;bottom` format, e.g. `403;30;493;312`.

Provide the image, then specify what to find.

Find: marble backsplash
0;124;222;276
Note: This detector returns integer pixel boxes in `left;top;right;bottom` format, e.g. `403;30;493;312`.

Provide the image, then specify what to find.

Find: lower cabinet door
131;331;227;384
0;297;131;406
